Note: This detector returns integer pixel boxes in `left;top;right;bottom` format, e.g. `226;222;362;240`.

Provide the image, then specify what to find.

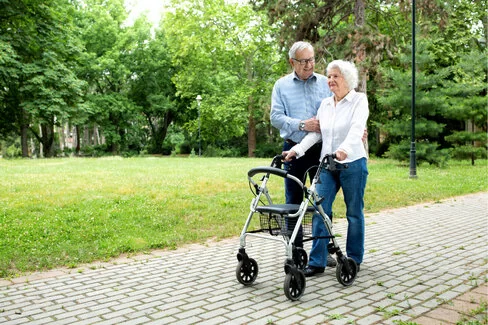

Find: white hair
288;41;314;59
326;60;359;90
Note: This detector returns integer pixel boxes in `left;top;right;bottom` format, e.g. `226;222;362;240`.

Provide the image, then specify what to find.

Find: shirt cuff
291;144;305;158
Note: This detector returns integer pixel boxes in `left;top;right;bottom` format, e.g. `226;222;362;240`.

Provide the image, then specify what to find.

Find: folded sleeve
291;132;322;158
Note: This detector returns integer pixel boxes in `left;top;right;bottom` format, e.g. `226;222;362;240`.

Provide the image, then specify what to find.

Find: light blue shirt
270;72;332;143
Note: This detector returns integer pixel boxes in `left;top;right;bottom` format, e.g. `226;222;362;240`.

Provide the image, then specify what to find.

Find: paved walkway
1;192;487;325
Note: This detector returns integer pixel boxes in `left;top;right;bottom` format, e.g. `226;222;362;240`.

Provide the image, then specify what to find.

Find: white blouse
292;89;369;163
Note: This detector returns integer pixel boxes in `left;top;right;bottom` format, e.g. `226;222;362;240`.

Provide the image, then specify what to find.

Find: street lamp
410;0;417;178
196;95;202;157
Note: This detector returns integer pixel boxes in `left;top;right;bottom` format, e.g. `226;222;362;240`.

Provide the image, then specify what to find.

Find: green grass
0;156;486;278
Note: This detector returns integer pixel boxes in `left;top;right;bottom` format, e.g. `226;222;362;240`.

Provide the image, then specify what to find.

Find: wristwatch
299;121;305;131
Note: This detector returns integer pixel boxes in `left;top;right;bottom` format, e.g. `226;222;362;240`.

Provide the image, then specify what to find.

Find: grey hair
288;41;314;59
326;60;359;90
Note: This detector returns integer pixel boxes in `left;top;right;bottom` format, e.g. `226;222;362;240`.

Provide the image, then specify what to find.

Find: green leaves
376;0;486;164
162;0;281;153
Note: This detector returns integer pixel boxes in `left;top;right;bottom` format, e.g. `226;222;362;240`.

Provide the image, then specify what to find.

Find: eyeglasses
292;57;315;66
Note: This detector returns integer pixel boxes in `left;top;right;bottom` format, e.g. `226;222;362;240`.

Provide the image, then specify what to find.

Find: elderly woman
284;59;369;277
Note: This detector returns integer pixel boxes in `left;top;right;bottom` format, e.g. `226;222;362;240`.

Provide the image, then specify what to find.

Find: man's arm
270;83;297;134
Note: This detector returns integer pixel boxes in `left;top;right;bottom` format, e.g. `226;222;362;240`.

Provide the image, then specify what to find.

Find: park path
1;192;487;324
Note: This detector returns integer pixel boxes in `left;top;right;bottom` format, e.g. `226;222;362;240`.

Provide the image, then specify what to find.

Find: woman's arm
283;132;322;161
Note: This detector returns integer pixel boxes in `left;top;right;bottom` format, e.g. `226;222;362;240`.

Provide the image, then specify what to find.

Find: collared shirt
292;89;369;163
270;72;332;144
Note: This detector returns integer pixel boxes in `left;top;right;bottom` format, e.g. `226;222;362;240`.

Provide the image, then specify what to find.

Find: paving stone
355;313;385;324
350;305;376;317
424;307;461;323
412;315;452;325
301;314;329;325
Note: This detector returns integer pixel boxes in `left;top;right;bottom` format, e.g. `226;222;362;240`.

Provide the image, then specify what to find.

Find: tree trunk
58;124;65;153
41;123;55;158
354;0;369;156
20;108;29;158
248;109;256;157
94;125;100;145
147;111;172;154
354;0;365;27
38;124;43;158
246;53;256;158
354;0;367;93
75;125;81;155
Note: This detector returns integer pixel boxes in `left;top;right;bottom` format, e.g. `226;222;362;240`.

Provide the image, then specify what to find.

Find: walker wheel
236;258;258;286
293;247;308;270
336;257;358;286
284;270;306;301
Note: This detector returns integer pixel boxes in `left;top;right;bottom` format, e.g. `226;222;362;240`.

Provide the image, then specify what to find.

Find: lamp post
410;0;417;178
196;95;202;157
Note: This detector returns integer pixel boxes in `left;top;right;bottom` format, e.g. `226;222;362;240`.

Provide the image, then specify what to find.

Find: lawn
0;156;486;278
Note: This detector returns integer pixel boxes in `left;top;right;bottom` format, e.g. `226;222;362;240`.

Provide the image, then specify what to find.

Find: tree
125;16;179;154
162;0;281;157
0;0;86;157
378;0;486;165
0;42;20;138
75;0;145;155
442;50;487;165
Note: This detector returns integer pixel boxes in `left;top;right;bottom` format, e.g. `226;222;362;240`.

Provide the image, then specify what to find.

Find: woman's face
327;68;348;95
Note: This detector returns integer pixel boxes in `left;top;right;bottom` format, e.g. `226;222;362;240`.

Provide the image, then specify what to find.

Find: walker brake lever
327;154;337;172
316;196;325;205
254;184;260;194
271;154;284;169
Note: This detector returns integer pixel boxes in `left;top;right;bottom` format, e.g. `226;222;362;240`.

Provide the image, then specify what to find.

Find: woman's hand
282;150;297;162
335;150;347;161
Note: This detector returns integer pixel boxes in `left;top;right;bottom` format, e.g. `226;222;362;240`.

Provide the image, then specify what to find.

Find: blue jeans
308;157;368;267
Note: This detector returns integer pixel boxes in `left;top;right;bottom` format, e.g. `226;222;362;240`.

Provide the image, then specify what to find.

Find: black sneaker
303;265;325;277
327;255;337;267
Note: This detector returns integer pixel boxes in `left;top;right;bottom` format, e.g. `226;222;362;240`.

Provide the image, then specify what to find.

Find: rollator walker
236;153;358;301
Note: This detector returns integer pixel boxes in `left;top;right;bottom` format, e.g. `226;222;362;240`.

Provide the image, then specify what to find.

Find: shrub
385;140;450;167
254;142;281;158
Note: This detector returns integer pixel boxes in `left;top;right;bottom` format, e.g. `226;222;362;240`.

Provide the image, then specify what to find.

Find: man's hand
282;150;297;162
362;128;368;141
303;117;320;133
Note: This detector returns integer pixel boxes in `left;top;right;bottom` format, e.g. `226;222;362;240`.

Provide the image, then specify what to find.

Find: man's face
290;48;315;80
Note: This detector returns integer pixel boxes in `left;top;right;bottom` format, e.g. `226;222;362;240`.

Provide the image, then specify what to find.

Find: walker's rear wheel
236;258;258;286
336;257;357;286
293;247;308;270
284;271;306;301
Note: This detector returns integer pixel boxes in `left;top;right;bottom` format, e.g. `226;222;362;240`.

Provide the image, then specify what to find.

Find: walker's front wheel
236;258;258;286
293;247;308;270
284;270;306;301
336;257;357;286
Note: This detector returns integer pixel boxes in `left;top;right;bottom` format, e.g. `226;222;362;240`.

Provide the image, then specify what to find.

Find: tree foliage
378;0;487;165
161;0;282;156
0;0;86;157
253;0;486;165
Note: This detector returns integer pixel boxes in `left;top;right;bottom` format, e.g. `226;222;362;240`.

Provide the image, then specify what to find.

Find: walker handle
247;167;288;178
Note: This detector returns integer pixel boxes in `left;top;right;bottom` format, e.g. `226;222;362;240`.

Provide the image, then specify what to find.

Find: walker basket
259;213;312;237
